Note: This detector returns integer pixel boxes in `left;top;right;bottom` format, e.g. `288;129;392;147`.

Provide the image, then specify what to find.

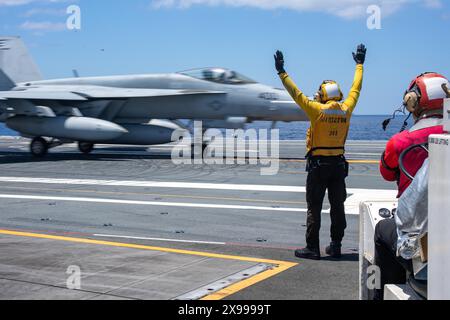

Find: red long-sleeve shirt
380;122;444;198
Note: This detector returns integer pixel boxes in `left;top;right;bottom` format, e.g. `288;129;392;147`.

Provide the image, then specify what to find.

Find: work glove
274;50;286;74
353;44;367;65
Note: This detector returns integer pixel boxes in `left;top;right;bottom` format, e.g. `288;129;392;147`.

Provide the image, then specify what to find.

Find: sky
0;0;449;115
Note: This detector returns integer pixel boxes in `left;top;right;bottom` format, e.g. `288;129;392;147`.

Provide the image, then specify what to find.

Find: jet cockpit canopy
179;68;256;85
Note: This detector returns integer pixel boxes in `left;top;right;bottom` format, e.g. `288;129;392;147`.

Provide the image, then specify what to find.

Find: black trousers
374;218;413;300
305;156;348;250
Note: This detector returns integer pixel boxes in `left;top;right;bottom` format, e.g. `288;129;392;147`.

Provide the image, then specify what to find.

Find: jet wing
72;87;225;99
0;85;227;120
0;86;225;101
0;90;88;101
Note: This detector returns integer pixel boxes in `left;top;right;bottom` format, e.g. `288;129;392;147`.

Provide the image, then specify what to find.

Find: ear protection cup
403;91;419;114
316;86;324;103
314;92;321;102
316;80;343;103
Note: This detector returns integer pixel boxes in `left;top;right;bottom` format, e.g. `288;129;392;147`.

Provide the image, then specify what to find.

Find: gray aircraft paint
0;37;307;151
0;37;42;83
17;75;304;122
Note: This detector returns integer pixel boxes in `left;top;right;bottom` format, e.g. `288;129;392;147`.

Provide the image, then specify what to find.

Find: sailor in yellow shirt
274;44;366;260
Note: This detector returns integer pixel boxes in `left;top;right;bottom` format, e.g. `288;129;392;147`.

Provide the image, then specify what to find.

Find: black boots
295;243;342;260
325;242;342;258
295;247;321;260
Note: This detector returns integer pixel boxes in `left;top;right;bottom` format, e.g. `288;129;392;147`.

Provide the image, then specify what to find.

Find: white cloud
0;0;35;5
0;0;74;33
23;8;66;17
20;20;66;31
424;0;442;8
0;0;70;6
151;0;443;19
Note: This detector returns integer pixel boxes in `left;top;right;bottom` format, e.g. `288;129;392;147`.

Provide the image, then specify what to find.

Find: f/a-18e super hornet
0;37;306;157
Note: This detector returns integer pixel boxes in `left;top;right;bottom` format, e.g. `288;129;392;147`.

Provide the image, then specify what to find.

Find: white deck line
0;176;396;195
0;194;309;213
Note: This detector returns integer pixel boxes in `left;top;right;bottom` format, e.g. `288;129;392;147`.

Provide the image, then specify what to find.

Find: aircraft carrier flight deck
0;138;396;300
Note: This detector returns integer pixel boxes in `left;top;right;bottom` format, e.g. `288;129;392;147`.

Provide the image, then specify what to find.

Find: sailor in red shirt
380;72;449;197
374;72;449;300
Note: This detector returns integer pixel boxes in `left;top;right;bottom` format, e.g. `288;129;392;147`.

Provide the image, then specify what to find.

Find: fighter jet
0;37;306;157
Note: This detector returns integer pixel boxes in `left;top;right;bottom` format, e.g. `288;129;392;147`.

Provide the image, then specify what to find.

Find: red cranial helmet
403;72;449;115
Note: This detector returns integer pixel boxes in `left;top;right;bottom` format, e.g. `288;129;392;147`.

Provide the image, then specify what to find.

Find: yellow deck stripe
347;160;379;164
0;229;297;300
280;160;380;164
201;262;296;300
238;158;380;164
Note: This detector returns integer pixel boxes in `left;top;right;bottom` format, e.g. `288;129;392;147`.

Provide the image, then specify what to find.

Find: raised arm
279;73;322;120
343;44;366;113
274;51;322;120
343;64;364;113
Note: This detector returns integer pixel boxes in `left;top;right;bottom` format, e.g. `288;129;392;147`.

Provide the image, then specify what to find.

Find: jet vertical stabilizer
0;36;42;84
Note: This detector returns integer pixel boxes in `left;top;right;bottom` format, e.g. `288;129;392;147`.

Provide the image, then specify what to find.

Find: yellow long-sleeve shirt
279;64;364;157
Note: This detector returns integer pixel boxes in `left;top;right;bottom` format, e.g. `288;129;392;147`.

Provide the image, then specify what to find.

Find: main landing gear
78;142;95;155
29;137;95;157
30;137;49;157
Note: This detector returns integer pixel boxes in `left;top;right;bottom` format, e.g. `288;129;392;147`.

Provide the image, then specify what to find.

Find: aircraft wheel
78;142;95;154
30;137;49;157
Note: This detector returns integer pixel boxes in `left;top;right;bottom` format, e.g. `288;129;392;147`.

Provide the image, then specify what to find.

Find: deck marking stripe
94;234;226;245
0;194;308;213
0;193;386;215
0;176;308;192
346;160;380;164
0;177;396;194
0;153;380;164
0;229;293;265
345;153;381;156
201;262;295;300
0;185;308;206
277;159;380;164
0;229;297;300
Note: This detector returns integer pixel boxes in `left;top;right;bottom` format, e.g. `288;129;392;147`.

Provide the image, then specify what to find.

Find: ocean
246;115;410;140
0;115;410;141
